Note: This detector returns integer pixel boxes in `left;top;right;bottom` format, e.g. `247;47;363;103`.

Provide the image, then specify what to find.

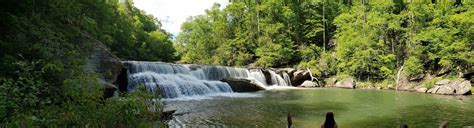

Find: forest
0;0;173;126
176;0;473;82
0;0;472;127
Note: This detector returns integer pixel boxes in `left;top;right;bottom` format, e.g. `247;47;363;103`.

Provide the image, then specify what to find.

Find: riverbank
296;76;472;96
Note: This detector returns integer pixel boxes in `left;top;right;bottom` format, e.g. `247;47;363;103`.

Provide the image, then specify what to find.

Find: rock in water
221;78;265;92
292;70;311;86
300;80;317;88
335;78;356;89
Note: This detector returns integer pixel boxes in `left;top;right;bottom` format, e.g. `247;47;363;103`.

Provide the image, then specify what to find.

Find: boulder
435;79;450;85
447;80;472;95
300;80;318;88
427;86;442;94
221;78;265;92
429;79;472;95
292;70;311;86
436;86;455;95
334;78;356;89
415;87;428;93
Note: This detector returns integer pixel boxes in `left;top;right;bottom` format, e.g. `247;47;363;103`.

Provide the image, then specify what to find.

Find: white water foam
162;92;263;101
124;61;295;99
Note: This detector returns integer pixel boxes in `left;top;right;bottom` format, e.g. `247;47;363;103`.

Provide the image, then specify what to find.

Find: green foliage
1;73;163;127
403;56;424;77
422;77;442;89
175;0;342;67
0;0;168;126
174;0;473;82
255;40;294;68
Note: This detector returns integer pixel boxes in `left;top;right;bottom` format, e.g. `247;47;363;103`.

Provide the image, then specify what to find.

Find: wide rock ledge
221;78;265;92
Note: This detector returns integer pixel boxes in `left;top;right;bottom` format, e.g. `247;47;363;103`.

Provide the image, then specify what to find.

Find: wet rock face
221;78;265;92
116;67;128;93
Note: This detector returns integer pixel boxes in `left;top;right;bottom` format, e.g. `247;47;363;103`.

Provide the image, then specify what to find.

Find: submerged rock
334;78;356;89
300;80;318;88
221;78;265;92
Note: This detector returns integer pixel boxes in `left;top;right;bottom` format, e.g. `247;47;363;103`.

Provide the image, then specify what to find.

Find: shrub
404;56;424;77
422;77;442;89
1;73;164;127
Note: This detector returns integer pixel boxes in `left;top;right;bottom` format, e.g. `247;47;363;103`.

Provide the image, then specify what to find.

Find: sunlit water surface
165;88;474;127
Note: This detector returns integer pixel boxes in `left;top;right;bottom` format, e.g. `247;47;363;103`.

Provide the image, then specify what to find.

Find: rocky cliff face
82;33;123;98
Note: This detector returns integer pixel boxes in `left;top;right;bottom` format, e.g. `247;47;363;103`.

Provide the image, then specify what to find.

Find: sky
133;0;229;36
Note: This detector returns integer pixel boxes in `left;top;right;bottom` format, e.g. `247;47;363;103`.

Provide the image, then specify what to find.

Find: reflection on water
165;88;474;127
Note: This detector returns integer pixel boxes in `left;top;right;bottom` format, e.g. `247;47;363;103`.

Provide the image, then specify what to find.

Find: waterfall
282;72;292;86
124;61;293;99
249;69;267;85
268;70;289;86
128;72;232;98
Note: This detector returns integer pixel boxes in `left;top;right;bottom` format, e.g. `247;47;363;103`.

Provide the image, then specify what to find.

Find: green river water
165;88;474;127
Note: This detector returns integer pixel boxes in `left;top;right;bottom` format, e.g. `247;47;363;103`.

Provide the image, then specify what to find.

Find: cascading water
282;72;292;86
124;61;293;99
249;69;268;85
268;70;290;86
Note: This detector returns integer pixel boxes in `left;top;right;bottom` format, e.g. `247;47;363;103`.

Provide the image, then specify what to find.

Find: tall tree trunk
322;0;326;52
